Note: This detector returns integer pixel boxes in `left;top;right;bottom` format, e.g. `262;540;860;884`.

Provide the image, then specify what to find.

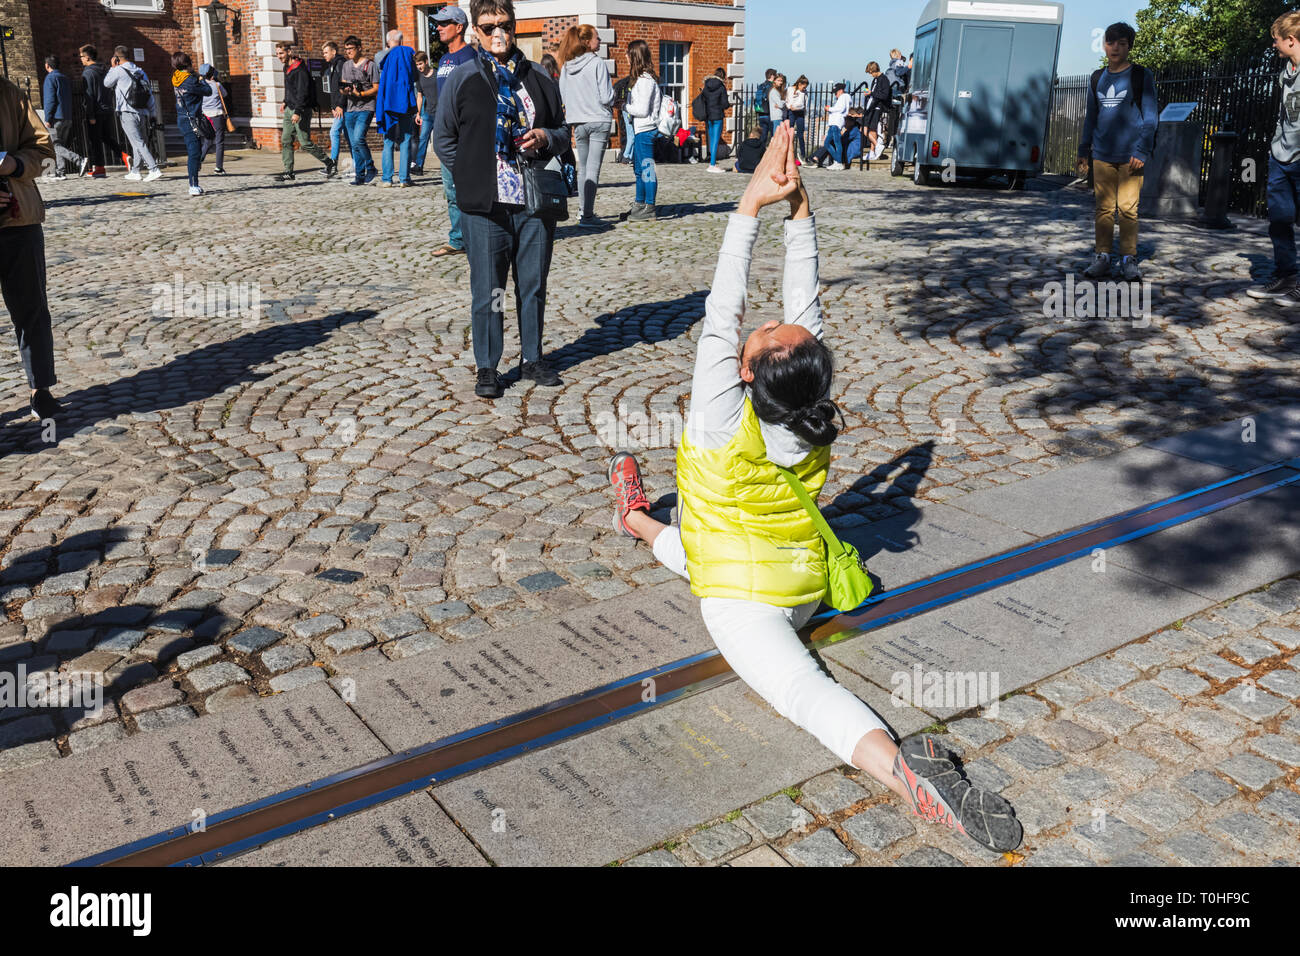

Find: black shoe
894;735;1023;853
213;167;226;175
30;389;61;422
410;164;424;175
273;172;295;182
1246;274;1298;299
324;158;337;178
475;368;503;399
520;360;561;386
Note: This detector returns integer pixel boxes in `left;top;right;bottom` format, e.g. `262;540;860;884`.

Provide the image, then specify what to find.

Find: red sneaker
608;452;650;538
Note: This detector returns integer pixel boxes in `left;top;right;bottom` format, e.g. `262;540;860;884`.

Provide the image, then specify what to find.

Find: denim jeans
415;108;435;169
572;120;609;219
633;129;657;205
0;224;55;390
118;112;158;173
441;164;463;250
381;111;415;183
622;113;635;159
758;116;772;147
1267;154;1300;278
844;126;862;165
178;122;202;186
824;125;843;165
707;119;723;165
329;113;345;162
791;113;806;159
344;110;376;181
460;203;556;371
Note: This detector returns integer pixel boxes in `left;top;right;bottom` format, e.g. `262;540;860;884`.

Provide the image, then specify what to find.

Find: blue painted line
77;457;1300;867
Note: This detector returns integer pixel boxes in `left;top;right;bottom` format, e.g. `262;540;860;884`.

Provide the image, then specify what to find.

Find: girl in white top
786;75;809;161
768;73;786;124
623;39;662;219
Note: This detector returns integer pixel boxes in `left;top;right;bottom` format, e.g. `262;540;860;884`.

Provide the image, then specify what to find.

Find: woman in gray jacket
558;24;613;228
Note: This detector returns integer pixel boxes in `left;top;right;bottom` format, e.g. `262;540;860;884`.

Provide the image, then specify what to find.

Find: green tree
1132;0;1297;68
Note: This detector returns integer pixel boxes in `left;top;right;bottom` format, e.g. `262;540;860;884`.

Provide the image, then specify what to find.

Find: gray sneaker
1083;253;1112;279
1119;255;1142;281
1246;275;1297;299
894;734;1023;852
1278;282;1300;308
627;204;658;222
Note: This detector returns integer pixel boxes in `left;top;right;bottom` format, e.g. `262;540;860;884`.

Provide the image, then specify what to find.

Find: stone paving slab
0;682;386;865
223;791;487;867
1148;406;1300;470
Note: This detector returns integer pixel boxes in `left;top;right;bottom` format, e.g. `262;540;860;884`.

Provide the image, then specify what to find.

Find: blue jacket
173;71;212;127
42;69;72;122
376;44;416;134
1079;64;1159;164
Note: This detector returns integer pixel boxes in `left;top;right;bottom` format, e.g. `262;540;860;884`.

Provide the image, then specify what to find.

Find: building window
659;41;688;106
101;0;166;12
517;35;544;63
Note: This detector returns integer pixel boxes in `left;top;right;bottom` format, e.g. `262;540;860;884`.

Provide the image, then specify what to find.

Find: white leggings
653;526;893;764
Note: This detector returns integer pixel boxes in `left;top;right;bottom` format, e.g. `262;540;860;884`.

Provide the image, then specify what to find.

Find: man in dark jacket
41;55;88;178
274;41;333;182
322;40;348;171
433;0;570;399
701;67;729;169
78;44;122;177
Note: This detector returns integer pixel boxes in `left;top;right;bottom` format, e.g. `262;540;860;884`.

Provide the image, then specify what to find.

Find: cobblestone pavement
1;149;1298;774
625;577;1300;867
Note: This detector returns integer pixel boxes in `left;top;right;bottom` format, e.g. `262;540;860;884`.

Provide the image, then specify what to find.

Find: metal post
1;25;10;80
1201;130;1238;230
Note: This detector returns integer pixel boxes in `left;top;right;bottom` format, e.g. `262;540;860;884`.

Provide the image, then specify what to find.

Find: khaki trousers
1093;160;1143;257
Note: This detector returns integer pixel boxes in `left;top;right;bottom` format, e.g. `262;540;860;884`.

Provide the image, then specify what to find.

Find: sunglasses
476;19;515;33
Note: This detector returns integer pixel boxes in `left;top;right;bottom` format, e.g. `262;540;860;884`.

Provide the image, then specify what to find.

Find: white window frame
658;40;689;107
100;0;167;13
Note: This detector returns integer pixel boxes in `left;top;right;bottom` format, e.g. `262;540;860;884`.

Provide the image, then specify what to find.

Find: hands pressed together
738;120;810;220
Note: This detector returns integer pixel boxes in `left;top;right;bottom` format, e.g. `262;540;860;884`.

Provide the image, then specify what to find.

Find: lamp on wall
206;0;227;24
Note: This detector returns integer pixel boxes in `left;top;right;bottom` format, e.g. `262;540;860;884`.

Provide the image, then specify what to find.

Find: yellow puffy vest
676;397;830;606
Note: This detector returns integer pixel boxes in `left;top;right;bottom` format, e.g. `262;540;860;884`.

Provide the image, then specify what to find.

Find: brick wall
606;16;735;146
0;0;40;102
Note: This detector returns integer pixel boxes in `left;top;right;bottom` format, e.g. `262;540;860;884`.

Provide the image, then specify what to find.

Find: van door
949;23;1012;167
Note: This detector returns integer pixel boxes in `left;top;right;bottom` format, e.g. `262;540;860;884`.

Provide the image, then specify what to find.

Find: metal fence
47;79;169;171
1045;54;1284;218
727;81;887;159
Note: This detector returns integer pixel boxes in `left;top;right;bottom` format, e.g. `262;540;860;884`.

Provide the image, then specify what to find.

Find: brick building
11;0;744;151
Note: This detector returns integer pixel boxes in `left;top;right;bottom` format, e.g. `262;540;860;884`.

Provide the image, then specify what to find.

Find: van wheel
912;150;931;186
890;147;905;177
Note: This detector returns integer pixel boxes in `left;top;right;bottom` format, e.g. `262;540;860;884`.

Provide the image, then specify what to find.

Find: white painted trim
198;7;215;68
514;0;743;24
259;0;293;10
252;10;284;27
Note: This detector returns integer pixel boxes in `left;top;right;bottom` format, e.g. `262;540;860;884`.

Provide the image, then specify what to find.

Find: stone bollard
1200;130;1238;230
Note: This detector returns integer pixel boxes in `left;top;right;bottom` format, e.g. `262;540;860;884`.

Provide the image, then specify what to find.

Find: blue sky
744;0;1146;85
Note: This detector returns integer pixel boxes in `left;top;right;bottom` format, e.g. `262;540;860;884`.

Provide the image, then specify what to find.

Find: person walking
377;30;419;187
40;55;88;180
786;75;808;162
196;64;229;174
412;50;438;175
79;45;123;177
1247;11;1300;307
432;5;476;255
341;36;378;186
605;123;1023;855
1077;22;1158;281
558;23;613;227
433;0;571;399
321;41;347;176
104;47;163;182
701;67;730;171
274;42;332;182
1;76;62;422
624;39;661;222
755;68;776;147
863;61;892;159
171;52;211;197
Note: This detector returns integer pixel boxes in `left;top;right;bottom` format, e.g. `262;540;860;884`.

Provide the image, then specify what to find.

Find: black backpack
691;90;707;122
753;80;771;114
126;68;152;110
1090;64;1158;144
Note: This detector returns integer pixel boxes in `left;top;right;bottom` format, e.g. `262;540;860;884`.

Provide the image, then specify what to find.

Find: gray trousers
571;120;610;220
119;111;159;173
0;225;56;390
48;120;85;175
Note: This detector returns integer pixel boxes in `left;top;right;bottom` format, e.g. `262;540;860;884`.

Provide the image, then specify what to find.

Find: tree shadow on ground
0;310;376;459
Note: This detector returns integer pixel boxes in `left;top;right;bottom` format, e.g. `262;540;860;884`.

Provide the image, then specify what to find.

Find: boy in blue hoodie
1077;22;1158;281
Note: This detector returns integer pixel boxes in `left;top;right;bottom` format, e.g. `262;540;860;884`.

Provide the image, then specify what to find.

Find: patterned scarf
479;46;528;160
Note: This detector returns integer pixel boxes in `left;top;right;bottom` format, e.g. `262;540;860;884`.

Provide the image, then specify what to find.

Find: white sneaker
687;156;699;164
188;186;203;197
143;168;163;182
123;171;143;181
706;164;724;173
827;162;845;171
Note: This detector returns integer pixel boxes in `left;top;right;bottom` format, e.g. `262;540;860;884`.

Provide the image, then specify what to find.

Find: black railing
729;81;884;157
1045;54;1284;218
